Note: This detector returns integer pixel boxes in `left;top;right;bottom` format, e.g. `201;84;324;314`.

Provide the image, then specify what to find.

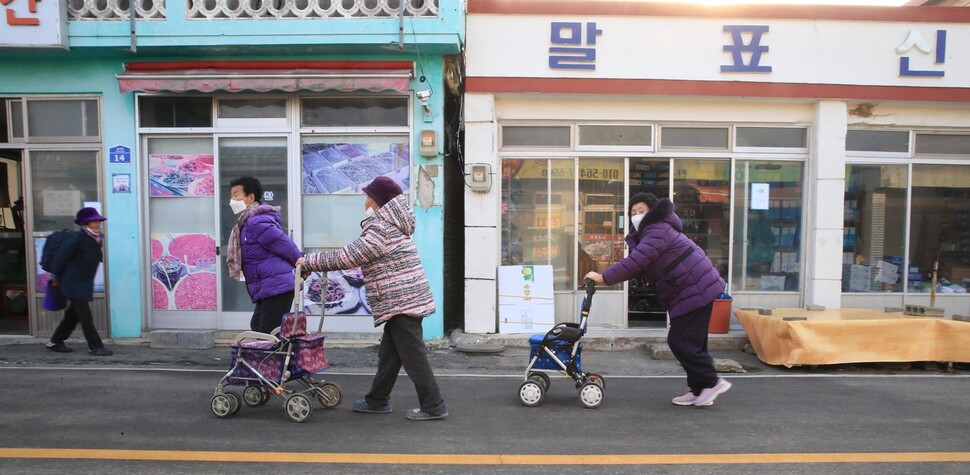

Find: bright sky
665;0;910;5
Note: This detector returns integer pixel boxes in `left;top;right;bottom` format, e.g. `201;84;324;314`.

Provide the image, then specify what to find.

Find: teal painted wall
68;1;464;51
410;56;446;340
0;58;142;338
1;1;463;341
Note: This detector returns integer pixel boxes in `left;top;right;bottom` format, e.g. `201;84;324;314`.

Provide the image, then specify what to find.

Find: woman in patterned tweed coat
298;177;447;421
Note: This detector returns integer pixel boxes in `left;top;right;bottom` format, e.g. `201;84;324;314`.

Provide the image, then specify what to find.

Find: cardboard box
950;267;970;282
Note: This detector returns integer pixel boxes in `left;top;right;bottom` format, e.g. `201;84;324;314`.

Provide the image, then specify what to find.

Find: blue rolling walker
518;279;605;409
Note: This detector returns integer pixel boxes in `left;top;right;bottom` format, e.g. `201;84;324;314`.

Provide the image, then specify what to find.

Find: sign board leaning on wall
498;265;555;334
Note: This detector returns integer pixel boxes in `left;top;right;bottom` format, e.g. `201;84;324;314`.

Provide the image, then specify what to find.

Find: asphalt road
1;364;968;474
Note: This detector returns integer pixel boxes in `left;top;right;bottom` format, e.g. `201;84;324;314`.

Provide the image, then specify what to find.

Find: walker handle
584;278;596;296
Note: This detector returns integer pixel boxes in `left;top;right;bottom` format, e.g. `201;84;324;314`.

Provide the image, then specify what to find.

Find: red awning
117;61;414;94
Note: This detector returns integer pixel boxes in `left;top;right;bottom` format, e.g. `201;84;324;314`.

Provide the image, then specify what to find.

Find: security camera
415;89;433;101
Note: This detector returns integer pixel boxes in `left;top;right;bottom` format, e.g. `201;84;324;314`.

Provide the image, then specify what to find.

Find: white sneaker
671;391;698;406
693;378;731;407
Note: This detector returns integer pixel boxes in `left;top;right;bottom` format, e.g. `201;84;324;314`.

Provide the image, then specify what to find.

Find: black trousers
51;299;104;350
667;301;718;395
365;315;447;415
250;291;294;335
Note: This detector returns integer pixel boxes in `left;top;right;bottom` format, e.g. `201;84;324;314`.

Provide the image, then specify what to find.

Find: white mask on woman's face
364;206;376;218
631;213;646;231
229;199;247;215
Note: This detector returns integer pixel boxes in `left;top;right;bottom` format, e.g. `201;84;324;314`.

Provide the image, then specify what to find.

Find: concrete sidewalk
1;332;965;377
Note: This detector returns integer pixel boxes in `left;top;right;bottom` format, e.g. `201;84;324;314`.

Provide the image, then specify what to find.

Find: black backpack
40;229;72;274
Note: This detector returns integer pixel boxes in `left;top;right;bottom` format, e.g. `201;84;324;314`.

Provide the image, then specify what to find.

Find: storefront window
578;125;652;147
26;99;99;141
31;150;100;231
501;159;575;291
842;165;907;292
673;159;730;278
846;130;909;153
300;135;410;248
31;150;104;295
217;98;286;119
301;96;407;127
138;97;212;128
578;158;624;290
736;127;807;149
501;126;570;148
732;161;803;292
908;164;970;293
661;127;729;150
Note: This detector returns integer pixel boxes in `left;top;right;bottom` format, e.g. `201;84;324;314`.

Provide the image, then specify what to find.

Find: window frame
5;96;102;144
733;126;809;154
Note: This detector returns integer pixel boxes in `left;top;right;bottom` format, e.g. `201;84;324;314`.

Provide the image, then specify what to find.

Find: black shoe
89;347;113;356
45;342;73;353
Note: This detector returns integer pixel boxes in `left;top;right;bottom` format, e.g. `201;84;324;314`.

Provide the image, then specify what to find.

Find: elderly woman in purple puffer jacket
585;192;731;408
226;176;303;335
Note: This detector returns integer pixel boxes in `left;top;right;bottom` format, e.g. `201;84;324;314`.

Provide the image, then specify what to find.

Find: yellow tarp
735;308;970;367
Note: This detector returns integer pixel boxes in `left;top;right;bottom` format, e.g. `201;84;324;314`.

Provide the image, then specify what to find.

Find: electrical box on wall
465;163;491;192
419;130;437;158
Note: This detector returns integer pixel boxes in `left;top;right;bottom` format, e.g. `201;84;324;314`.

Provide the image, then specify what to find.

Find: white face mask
364;206;376;218
229;199;247;215
631;213;646;231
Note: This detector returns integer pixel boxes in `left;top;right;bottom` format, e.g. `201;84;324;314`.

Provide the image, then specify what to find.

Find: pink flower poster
149;154;215;197
151;233;217;311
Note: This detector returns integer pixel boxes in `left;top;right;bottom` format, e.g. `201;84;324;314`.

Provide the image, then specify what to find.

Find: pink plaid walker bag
228;270;330;385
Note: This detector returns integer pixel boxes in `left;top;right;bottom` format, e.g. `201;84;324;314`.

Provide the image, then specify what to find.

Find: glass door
627;159;670;327
217;137;289;322
577;157;624;291
147;137;217;328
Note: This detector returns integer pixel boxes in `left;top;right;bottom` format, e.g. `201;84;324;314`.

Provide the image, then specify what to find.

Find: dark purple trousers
667;301;718;395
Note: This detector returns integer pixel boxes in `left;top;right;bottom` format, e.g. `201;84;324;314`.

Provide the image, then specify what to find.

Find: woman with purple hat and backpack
45;207;113;356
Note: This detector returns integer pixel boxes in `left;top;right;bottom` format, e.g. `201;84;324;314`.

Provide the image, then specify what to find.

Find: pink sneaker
693;378;731;407
671;391;698;406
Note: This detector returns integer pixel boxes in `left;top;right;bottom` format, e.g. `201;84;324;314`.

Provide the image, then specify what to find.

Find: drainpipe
129;0;137;52
398;0;405;50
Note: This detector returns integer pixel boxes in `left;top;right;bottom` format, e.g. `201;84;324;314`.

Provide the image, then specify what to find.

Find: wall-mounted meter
420;130;437;158
465;163;492;193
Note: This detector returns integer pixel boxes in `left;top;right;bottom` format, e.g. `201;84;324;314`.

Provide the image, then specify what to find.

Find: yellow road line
1;449;969;465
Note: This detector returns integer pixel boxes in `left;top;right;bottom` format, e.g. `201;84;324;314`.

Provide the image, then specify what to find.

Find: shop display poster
149;154;215;197
498;265;554;334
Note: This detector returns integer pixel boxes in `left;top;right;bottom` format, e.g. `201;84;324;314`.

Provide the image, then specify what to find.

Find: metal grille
68;0;439;21
68;0;167;20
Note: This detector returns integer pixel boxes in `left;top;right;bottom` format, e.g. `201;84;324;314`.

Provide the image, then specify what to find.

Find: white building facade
462;1;970;333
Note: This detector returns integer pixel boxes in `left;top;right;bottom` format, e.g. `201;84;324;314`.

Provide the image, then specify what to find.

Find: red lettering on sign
6;9;40;25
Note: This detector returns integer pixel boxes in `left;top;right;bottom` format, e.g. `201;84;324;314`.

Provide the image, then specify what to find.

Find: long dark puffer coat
49;230;103;301
602;198;725;318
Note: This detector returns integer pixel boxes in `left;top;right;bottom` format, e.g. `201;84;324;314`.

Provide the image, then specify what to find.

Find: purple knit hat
362;176;403;207
75;207;107;225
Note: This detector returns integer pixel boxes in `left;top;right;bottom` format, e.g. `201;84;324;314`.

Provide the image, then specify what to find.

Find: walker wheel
244;387;270;407
226;391;242;416
528;371;551;391
316;382;343;409
285;394;313;423
579;382;604;409
518;380;545;407
211;392;240;418
587;373;606;389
